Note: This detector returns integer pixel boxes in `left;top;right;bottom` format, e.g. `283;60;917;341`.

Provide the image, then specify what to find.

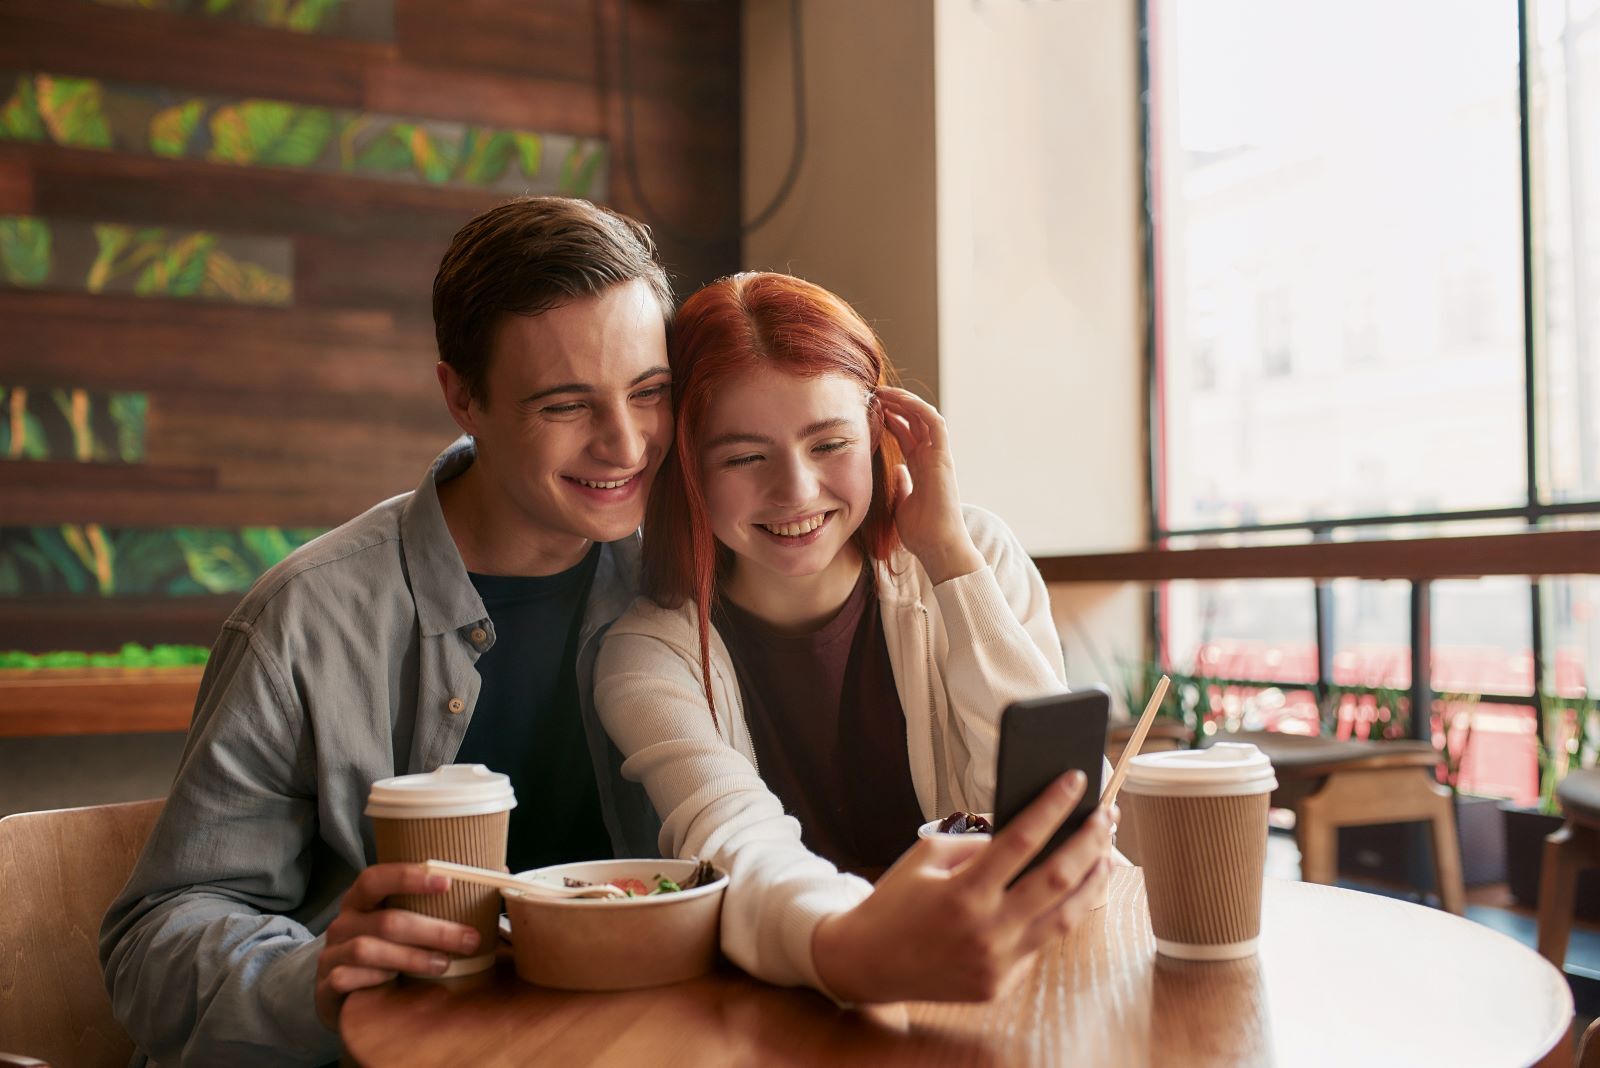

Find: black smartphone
993;688;1110;879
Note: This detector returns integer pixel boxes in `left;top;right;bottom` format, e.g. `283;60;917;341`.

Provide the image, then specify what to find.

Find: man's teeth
762;513;827;537
576;476;633;489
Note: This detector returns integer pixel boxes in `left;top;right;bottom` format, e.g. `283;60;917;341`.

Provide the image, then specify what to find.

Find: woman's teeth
575;476;633;489
761;513;827;537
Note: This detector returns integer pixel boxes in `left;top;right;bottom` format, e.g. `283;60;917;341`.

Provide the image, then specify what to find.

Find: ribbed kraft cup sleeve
1132;792;1270;947
371;811;509;939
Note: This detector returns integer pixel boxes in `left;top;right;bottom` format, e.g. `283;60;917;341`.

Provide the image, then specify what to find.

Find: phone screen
993;689;1110;879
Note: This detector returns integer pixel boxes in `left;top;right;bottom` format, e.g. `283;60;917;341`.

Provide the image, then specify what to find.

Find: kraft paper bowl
502;858;728;991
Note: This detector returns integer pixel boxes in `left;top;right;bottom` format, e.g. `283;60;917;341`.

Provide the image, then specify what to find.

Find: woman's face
697;365;877;583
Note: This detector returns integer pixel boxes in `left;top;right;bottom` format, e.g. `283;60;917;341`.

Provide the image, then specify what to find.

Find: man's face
444;278;672;550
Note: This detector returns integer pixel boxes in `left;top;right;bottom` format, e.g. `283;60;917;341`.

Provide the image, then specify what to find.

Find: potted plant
1500;694;1600;918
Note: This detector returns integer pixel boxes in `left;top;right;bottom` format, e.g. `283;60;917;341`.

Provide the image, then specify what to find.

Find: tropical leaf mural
0;72;608;197
0;525;324;597
87;0;394;40
1;386;146;463
0;215;292;306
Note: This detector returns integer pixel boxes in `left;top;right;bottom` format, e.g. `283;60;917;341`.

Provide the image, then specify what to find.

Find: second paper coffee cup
1124;743;1276;961
366;763;516;977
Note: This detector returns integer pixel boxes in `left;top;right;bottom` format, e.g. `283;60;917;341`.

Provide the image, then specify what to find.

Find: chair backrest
0;799;163;1068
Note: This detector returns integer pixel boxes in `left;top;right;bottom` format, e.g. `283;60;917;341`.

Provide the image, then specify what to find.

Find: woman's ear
867;390;884;451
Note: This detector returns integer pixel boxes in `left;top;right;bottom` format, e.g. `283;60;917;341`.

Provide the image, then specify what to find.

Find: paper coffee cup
366;764;516;977
1123;743;1276;961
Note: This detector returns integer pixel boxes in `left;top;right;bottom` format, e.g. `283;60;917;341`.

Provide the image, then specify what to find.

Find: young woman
595;272;1111;1004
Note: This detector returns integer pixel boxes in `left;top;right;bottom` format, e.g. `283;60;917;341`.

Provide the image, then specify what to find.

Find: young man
100;197;675;1066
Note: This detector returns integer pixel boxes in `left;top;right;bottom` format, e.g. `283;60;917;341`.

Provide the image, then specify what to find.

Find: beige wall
743;0;1150;704
741;0;940;397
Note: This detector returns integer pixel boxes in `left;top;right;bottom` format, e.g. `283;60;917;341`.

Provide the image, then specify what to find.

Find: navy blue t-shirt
456;545;612;875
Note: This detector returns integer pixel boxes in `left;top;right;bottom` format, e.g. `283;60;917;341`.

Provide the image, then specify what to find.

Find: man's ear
436;361;479;436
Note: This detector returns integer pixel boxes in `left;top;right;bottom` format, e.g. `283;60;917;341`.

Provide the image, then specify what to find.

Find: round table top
342;868;1574;1068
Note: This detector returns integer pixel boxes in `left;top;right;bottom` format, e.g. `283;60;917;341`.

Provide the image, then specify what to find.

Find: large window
1148;0;1600;804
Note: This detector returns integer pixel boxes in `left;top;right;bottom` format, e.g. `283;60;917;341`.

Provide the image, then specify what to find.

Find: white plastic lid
1121;742;1278;798
364;764;517;819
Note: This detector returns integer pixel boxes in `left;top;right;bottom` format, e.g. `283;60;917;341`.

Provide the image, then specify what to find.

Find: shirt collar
401;436;645;638
401;436;489;637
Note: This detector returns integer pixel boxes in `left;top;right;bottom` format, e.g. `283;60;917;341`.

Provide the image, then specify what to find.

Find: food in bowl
502;857;729;991
562;858;719;898
937;811;995;835
917;811;996;840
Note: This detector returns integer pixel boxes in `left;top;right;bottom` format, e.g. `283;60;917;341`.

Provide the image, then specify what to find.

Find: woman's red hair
642;272;904;727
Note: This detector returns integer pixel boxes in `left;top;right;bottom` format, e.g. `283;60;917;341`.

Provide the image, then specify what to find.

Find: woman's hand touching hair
876;386;986;585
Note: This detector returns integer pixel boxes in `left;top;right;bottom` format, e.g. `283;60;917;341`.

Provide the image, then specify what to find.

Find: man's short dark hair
433;196;674;404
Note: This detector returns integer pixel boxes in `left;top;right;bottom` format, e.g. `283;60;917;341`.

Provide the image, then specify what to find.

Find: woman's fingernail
429;954;450;973
459;930;480;954
426;875;450;893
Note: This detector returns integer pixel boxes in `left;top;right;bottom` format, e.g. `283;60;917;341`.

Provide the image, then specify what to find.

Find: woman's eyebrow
704;417;853;451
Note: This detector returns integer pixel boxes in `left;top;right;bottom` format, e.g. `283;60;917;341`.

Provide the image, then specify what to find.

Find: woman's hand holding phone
876;387;985;585
810;771;1113;1004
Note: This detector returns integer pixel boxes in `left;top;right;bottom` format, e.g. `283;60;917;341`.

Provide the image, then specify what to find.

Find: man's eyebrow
705;417;854;450
522;366;671;404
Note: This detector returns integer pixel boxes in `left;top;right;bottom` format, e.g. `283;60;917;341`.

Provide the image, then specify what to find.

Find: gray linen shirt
99;438;661;1067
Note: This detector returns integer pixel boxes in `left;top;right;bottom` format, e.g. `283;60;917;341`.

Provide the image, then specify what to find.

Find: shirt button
469;627;488;644
447;697;466;714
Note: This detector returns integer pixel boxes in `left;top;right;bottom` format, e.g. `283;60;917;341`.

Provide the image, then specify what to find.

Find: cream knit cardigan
594;505;1084;995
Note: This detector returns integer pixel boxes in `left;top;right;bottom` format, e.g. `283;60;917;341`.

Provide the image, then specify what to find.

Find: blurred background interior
0;0;1596;1030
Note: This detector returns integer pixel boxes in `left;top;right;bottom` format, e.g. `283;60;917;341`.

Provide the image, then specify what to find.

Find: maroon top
712;567;924;878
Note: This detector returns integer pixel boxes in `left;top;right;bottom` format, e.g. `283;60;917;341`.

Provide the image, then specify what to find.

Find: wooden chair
1231;731;1467;915
0;799;164;1068
1537;767;1600;971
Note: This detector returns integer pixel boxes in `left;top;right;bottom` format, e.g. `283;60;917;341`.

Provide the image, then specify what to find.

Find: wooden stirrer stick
1101;674;1171;809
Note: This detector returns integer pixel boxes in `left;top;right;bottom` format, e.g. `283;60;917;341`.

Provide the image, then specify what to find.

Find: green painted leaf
209;104;255;163
108;393;147;461
174;529;258;594
512;132;541;177
19;411;47;459
462;130;516;184
240;526;295;566
261;105;334;166
0;217;52;285
354;125;415;172
37;76;113;149
29;528;91;595
0;77;45;141
206;0;237;13
560;142;605;197
409;126;460;184
287;0;344;32
88;223;134;292
149;99;203;156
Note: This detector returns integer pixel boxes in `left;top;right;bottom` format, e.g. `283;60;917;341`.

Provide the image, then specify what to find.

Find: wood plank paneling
0;0;740;664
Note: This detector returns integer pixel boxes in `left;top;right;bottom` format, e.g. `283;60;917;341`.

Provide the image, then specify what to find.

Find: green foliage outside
0;642;209;670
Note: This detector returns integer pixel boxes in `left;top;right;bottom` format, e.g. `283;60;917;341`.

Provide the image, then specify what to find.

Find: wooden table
342;868;1575;1067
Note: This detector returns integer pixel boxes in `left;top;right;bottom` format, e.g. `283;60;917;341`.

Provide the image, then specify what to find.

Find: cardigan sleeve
594;604;872;995
931;506;1109;809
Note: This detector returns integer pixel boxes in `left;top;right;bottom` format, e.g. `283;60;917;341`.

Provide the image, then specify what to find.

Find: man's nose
591;404;648;469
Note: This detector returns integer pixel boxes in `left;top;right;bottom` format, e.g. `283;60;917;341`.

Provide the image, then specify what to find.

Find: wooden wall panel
0;0;741;653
